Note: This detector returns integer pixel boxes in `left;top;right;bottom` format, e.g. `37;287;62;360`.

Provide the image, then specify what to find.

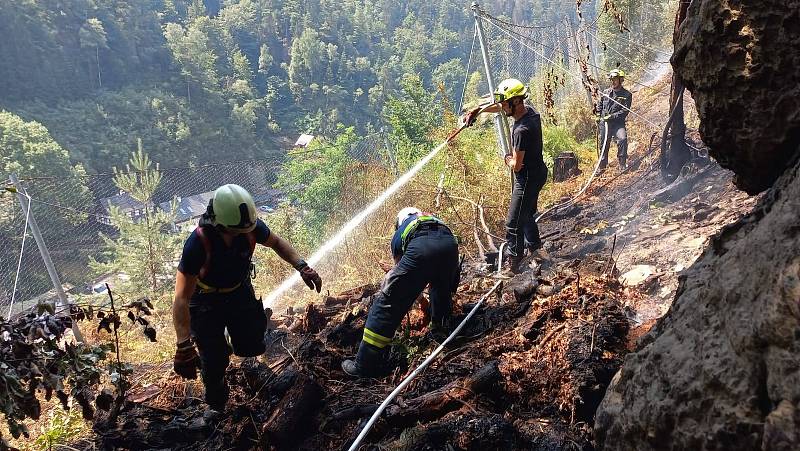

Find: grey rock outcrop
672;0;800;194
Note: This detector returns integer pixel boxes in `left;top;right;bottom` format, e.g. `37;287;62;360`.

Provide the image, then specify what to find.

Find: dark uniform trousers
189;282;266;408
360;225;459;355
599;120;628;168
506;164;548;258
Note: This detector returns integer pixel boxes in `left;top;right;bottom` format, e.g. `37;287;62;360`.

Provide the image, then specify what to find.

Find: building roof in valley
100;192;145;214
159;191;214;223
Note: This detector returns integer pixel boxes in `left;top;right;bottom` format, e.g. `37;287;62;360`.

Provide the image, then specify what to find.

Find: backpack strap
400;214;448;252
246;230;257;256
194;226;213;281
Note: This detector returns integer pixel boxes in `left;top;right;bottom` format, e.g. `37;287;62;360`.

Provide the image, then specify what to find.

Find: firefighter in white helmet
342;207;460;378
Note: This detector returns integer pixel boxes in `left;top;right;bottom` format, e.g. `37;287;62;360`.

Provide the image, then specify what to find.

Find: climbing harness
194;225;257;294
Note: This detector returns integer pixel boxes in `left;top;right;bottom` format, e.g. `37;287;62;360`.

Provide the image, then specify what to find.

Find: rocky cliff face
672;0;800;194
596;159;800;450
595;1;800;449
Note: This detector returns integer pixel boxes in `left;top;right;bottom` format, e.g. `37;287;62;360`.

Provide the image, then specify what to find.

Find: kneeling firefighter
171;184;322;410
342;207;460;378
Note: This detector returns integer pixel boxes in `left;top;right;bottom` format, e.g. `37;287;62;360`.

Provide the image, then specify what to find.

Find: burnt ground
88;167;756;450
92;261;631;451
537;133;760;344
86;80;759;451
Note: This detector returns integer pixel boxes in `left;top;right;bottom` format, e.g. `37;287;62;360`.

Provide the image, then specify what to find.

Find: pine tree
91;141;181;296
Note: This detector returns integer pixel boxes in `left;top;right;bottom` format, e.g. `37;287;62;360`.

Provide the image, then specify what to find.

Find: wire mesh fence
460;12;592;112
0;131;396;317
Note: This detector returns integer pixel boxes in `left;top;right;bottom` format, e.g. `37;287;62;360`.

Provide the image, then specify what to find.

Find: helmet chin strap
507;97;523;116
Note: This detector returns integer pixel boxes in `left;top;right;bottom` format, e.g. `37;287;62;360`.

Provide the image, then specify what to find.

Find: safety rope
17;138;377;182
489;17;660;92
582;26;670;87
456;24;478;114
8;192;32;318
481;13;563;30
26;196;113;220
485;18;662;133
346;280;503;451
588;25;673;59
485;12;704;161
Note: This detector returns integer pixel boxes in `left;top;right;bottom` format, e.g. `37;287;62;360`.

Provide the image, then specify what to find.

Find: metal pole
471;2;512;158
8;174;84;342
381;128;398;176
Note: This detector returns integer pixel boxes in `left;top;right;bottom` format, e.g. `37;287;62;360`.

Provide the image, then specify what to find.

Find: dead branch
382;361;500;426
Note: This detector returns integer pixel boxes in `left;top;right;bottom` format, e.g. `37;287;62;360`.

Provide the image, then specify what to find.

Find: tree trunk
553;152;580;182
261;373;322;449
660;0;691;181
96;46;102;88
145;210;157;293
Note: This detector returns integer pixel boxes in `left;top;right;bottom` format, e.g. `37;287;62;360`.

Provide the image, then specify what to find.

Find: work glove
295;260;322;292
174;338;201;380
462;107;482;127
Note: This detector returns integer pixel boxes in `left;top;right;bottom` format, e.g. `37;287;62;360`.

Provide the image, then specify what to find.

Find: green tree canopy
275;127;360;242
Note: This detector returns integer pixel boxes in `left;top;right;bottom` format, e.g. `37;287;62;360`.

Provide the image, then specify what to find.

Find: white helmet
396;207;422;228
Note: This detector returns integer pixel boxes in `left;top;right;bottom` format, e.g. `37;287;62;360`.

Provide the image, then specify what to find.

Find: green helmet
494;78;529;102
211;184;257;233
608;69;626;80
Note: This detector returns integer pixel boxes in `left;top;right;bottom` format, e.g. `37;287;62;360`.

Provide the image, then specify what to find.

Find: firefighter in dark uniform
171;184;322;411
342;207;459;378
597;69;633;170
463;78;548;273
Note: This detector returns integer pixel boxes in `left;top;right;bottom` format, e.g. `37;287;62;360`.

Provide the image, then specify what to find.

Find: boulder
672;0;800;193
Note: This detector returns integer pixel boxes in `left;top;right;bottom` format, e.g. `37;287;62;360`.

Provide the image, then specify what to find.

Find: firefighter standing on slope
597;69;633;170
171;184;322;411
342;208;460;378
462;78;548;274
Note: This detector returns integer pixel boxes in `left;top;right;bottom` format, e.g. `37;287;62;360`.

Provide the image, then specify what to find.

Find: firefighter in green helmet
171;184;322;411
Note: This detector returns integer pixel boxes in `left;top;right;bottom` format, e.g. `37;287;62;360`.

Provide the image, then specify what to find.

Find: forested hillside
0;0;677;321
0;0;592;172
1;0;676;175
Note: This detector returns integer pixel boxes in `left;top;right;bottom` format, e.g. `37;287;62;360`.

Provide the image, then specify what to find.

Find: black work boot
509;255;526;274
342;342;385;378
619;158;628;171
525;241;543;256
498;253;525;276
427;317;453;343
204;381;229;412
